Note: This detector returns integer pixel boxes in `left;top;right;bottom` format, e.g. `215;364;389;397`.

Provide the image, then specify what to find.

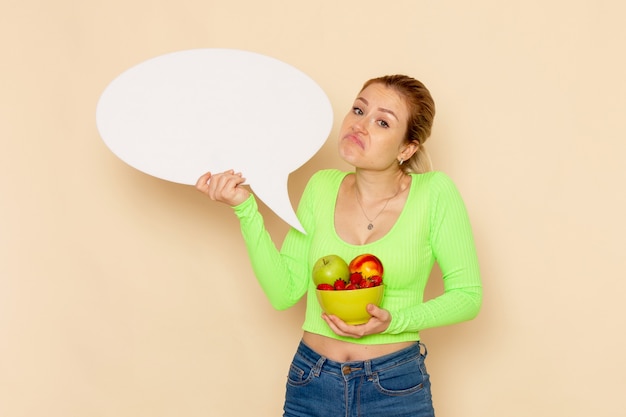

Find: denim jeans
284;340;435;417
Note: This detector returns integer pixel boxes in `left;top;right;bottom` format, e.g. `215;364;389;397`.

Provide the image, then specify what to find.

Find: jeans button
342;366;351;375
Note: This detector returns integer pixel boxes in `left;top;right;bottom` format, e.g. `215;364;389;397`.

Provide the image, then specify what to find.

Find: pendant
367;223;374;230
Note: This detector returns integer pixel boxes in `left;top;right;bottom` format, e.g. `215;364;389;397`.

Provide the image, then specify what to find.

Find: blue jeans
284;340;435;417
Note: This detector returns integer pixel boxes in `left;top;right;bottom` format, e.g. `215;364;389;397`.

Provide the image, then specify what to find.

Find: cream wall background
1;0;625;416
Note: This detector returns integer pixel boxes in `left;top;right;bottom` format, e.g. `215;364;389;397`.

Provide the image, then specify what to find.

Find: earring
399;158;404;165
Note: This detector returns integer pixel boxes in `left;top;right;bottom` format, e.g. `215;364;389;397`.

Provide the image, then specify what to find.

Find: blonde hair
360;75;436;173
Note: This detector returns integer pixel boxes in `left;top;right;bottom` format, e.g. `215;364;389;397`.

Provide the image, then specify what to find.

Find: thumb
366;304;391;332
367;303;384;317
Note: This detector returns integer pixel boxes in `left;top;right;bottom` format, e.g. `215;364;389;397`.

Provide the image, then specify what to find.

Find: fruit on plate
348;253;384;278
316;283;334;291
312;255;350;287
314;253;385;324
333;279;347;290
348;253;384;286
316;254;384;290
369;275;383;286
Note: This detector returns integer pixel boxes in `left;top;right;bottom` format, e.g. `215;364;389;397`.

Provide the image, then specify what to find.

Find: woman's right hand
195;170;250;206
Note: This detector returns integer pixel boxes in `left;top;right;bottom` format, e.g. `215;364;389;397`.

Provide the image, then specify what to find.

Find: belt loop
419;341;428;357
312;356;326;377
364;360;373;377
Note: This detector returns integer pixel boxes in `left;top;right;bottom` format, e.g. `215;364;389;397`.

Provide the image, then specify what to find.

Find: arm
385;173;483;334
232;194;312;310
196;170;313;310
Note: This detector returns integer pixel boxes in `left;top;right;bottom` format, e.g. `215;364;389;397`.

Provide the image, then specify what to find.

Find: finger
323;314;365;338
321;314;347;336
196;170;239;193
195;171;212;192
208;172;248;202
366;304;382;318
367;304;390;322
231;175;247;188
225;173;247;192
214;172;246;195
365;305;391;333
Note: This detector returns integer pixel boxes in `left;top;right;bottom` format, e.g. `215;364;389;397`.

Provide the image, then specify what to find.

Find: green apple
312;255;349;286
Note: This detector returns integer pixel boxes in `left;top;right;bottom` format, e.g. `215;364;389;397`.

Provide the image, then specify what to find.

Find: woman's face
338;83;410;170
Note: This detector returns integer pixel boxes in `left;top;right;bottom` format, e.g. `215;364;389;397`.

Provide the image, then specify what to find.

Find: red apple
312;255;350;286
349;254;384;281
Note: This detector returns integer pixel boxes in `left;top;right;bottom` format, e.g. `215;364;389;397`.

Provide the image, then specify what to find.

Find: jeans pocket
372;356;428;396
286;354;316;387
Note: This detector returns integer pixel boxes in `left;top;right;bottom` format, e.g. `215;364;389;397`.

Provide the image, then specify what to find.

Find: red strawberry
334;279;347;290
317;283;334;291
345;282;359;290
349;272;362;285
369;275;383;286
359;279;373;288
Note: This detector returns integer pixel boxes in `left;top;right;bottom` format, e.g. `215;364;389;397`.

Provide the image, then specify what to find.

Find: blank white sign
96;48;333;233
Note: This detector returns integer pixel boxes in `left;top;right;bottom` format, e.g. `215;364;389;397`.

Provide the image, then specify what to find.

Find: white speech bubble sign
96;48;333;233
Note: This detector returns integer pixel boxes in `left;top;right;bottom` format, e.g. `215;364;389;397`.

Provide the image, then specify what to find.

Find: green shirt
233;169;482;344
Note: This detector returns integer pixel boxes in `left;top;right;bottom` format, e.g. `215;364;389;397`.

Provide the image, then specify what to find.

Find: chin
338;142;360;161
338;151;358;168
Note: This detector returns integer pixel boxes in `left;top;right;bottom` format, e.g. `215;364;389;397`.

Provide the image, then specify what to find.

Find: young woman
196;75;482;417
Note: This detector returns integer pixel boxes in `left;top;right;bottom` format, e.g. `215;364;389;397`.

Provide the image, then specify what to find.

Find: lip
342;133;364;149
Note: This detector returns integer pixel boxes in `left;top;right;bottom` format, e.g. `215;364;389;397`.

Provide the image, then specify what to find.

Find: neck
353;168;408;200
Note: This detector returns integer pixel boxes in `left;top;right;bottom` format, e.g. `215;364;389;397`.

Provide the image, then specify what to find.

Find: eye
352;106;364;115
377;119;390;128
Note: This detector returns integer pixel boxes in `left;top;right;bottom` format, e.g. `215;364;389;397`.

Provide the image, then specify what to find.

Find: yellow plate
316;285;384;325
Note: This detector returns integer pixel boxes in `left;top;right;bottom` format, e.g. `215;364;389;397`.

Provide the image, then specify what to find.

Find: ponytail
403;144;432;174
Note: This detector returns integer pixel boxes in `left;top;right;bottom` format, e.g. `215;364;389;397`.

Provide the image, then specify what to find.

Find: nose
351;117;367;133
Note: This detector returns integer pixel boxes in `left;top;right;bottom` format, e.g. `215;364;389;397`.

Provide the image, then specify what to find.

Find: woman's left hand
322;304;391;338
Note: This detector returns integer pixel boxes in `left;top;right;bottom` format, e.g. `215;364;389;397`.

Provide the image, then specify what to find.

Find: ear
398;140;419;162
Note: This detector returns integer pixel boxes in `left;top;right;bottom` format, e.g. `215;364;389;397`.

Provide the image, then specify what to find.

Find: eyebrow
356;97;399;121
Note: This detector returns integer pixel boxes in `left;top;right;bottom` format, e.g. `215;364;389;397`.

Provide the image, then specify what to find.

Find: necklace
355;185;403;230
